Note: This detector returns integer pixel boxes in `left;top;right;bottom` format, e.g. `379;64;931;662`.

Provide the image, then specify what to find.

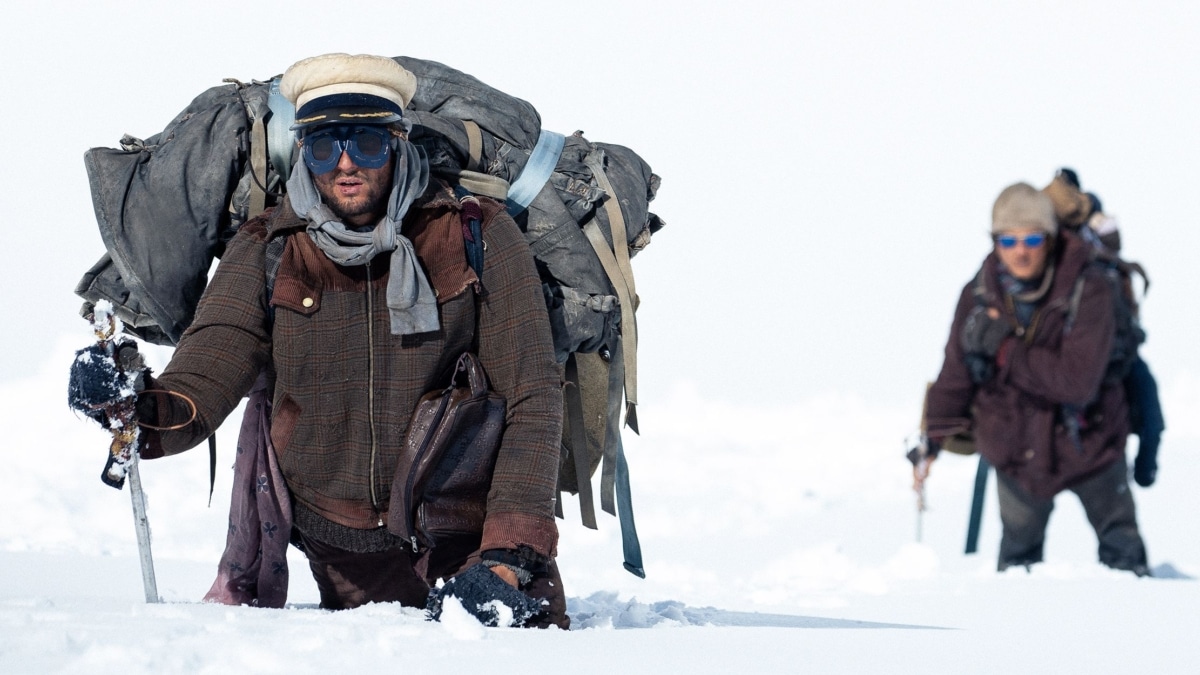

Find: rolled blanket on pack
76;56;664;360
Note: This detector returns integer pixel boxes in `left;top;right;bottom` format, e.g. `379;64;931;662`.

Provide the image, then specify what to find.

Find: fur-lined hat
991;182;1057;235
280;53;416;131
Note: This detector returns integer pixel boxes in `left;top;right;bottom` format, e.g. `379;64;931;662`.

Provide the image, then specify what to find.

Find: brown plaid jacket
145;183;563;557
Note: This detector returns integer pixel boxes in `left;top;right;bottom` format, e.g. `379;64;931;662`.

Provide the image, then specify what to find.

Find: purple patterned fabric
203;372;292;607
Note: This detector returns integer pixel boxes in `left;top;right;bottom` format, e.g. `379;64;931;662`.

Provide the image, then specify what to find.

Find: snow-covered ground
4;2;1200;672
3;339;1197;674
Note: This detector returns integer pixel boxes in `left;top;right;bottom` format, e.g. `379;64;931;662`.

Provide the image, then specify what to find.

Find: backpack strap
505;129;565;216
249;116;269;218
1090;243;1150;296
228;78;282;219
581;149;640;433
971;266;988;306
446;169;509;201
266;78;297;183
1117;258;1149;296
614;434;645;578
461;120;485;173
560;354;598;529
1063;275;1087;335
578;149;646;575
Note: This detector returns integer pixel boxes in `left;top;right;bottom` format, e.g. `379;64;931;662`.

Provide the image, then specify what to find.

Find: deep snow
2;339;1197;674
4;2;1200;672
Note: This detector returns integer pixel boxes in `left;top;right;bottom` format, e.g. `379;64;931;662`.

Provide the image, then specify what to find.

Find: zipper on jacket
366;263;382;524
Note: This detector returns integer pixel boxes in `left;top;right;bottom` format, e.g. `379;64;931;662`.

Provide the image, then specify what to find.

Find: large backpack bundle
75;56;662;575
1041;168;1163;485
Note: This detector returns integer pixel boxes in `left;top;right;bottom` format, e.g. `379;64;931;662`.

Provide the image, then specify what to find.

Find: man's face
308;127;395;227
994;228;1052;281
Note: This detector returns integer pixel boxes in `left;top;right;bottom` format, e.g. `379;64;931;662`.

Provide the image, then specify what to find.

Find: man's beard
313;166;394;227
327;190;387;224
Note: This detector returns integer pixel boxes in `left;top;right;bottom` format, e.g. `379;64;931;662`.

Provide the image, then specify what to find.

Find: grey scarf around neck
286;138;438;335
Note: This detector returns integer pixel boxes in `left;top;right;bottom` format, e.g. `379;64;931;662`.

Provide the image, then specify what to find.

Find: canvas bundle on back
76;56;663;576
1041;168;1162;490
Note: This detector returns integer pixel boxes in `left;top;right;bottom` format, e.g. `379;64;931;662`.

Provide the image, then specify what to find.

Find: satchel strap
450;352;490;398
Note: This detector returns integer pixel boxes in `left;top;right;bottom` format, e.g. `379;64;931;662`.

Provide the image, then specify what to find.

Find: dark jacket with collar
926;231;1128;499
142;181;564;558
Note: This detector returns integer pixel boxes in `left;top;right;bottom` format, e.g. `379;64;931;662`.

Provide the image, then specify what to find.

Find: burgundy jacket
144;183;563;558
926;231;1128;499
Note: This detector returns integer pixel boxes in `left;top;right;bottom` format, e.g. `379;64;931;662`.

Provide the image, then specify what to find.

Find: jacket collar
981;229;1092;305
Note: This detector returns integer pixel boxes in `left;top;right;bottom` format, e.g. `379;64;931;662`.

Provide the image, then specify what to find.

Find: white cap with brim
280;53;417;131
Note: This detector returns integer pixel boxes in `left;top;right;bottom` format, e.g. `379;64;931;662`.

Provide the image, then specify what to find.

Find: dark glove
427;563;544;627
1133;439;1158;487
961;307;1012;384
68;344;129;417
964;353;995;385
961;306;1012;357
68;340;147;426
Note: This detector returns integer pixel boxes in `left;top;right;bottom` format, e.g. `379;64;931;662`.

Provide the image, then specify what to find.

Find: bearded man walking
75;53;569;625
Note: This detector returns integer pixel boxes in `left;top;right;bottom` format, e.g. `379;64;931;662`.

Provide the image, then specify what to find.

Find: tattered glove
426;563;544;627
961;306;1012;384
961;306;1012;357
68;342;145;421
68;343;128;415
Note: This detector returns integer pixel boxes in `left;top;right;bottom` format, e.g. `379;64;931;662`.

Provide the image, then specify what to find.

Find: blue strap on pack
266;79;297;182
505;129;565;216
615;438;645;578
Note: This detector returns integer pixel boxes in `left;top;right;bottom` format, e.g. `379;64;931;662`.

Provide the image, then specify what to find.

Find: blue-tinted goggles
301;125;392;175
994;232;1047;249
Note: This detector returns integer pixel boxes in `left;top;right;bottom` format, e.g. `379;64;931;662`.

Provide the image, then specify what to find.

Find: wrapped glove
961;306;1012;357
961;306;1012;384
68;340;146;426
68;343;128;415
426;563;545;627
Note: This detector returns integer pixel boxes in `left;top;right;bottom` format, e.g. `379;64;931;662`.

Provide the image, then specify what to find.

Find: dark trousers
996;458;1148;573
297;530;570;628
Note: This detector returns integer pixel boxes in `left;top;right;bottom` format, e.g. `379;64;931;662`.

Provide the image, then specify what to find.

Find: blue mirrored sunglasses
301;125;392;175
995;232;1047;249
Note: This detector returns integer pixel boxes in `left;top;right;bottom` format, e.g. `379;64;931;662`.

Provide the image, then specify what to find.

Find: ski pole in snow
907;384;933;543
124;452;159;603
912;436;929;543
71;301;160;603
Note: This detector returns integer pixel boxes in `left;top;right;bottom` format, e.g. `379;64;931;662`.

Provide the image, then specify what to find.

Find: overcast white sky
3;0;1198;426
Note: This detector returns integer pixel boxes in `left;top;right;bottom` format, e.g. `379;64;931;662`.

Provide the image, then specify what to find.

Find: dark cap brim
292;93;405;130
291;107;403;130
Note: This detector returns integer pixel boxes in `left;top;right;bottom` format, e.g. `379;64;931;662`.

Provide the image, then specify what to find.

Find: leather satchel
387;352;506;552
